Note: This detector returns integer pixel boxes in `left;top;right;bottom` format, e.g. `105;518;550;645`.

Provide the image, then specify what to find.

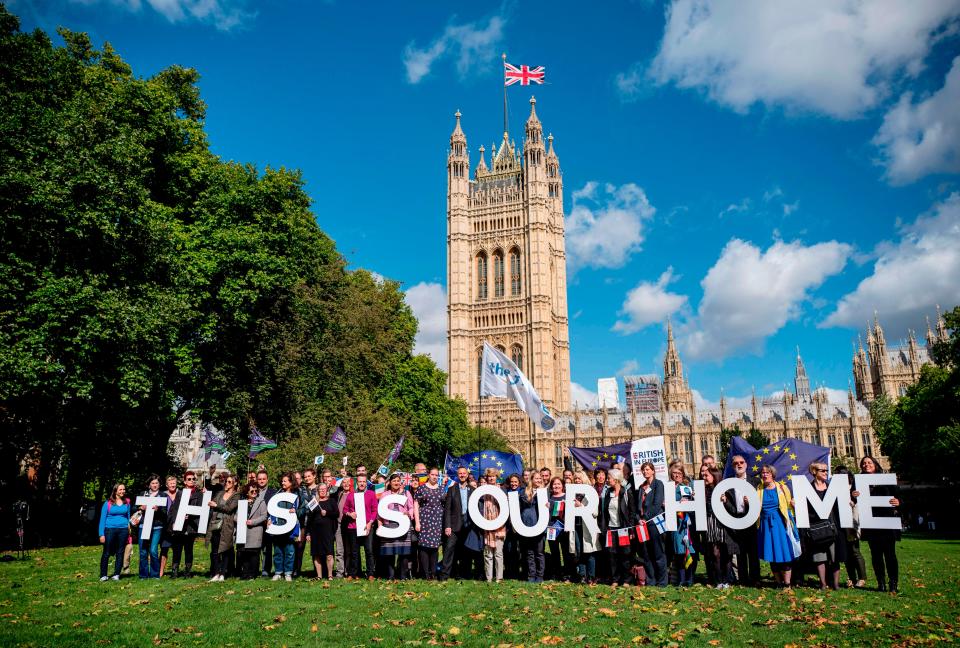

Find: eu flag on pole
444;450;523;482
568;442;633;471
722;436;830;490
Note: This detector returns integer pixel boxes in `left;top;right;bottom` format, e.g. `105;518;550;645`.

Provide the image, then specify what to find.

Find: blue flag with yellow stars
568;442;633;472
722;436;830;490
444;450;524;482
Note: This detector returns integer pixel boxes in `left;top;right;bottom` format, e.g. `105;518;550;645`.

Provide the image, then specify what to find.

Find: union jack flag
504;62;545;86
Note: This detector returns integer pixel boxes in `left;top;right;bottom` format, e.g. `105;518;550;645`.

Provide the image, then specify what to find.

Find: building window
861;431;873;457
510;249;521;296
511;345;523;372
683;438;692;459
476;253;488;300
555;443;563;467
828;432;837;455
844;431;855;457
493;251;504;298
670;437;678;461
700;437;709;458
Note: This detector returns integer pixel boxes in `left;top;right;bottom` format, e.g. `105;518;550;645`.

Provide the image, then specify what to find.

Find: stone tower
853;311;941;402
661;319;693;412
794;347;811;402
446;98;571;433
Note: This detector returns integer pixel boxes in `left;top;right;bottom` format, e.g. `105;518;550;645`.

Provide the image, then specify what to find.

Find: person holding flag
598;468;635;586
757;464;798;589
669;463;697;587
546;477;574;581
636;462;668;587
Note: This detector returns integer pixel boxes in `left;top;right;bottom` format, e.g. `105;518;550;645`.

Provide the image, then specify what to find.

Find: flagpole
478;395;483;478
501;52;508;136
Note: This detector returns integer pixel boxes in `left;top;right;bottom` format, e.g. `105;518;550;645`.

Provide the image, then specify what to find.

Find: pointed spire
547;133;556;156
926;315;935;346
452;110;464;138
476;144;487;172
935;304;947;341
526;95;540;126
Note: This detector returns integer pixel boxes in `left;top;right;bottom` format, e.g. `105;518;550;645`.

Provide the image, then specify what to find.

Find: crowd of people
97;455;902;592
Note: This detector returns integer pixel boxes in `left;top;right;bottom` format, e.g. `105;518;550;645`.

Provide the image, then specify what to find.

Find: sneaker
111;575;120;581
284;574;293;582
271;574;282;581
208;576;220;583
99;576;109;582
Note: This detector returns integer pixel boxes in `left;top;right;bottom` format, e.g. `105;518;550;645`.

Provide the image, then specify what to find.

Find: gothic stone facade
443;98;953;475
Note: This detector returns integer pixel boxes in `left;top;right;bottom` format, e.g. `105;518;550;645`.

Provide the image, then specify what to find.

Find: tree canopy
871;306;959;484
0;7;502;539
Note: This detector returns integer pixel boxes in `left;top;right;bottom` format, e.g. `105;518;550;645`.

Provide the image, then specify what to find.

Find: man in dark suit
440;467;474;580
727;455;761;586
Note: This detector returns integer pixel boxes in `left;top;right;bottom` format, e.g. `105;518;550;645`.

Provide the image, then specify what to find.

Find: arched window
510;248;521;296
511;345;523;371
476;252;488;300
493;251;505;298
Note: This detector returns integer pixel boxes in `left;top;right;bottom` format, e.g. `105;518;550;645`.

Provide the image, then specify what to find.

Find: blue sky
15;0;960;410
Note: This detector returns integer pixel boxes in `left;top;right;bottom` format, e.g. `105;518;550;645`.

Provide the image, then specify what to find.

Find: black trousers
348;528;375;577
734;529;760;584
441;529;478;579
867;537;899;585
240;547;260;579
171;534;195;567
523;535;545;581
418;547;438;580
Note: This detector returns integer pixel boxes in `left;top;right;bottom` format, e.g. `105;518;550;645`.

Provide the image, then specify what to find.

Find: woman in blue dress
756;464;797;588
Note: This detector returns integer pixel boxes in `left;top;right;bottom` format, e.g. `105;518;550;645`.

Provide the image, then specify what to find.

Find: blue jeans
139;527;162;578
273;538;295;575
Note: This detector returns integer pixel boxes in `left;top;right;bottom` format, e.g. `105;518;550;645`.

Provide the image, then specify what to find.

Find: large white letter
791;474;853;529
266;492;297;536
564;484;600;536
235;499;248;545
507;488;549;537
665;480;707;531
353;492;369;536
376;493;412;539
710;478;761;530
855;473;902;531
468;485;509;531
134;496;166;540
172;488;213;534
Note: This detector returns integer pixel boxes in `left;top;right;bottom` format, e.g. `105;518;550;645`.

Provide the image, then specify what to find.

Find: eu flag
444;450;524;482
722;436;830;490
568;442;632;472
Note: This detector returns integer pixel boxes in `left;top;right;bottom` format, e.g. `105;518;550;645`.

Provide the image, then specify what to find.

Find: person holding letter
669;463;697;587
167;471;203;578
598;468;635;586
308;483;339;579
481;468;508;582
519;472;547;583
342;473;377;580
413;467;444;580
207;474;239;582
440;467;475;581
756;465;797;588
269;473;301;581
572;470;601;584
378;472;415;580
802;462;846;590
239;481;268;580
137;475;164;579
854;455;901;592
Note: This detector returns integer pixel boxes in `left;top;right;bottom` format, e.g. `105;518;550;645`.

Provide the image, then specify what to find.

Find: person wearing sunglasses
724;455;761;586
166;470;204;578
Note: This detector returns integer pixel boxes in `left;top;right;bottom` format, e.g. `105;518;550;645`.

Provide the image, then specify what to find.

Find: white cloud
402;13;505;84
719;197;750;217
76;0;255;30
570;382;599;409
613;267;688;334
683;238;852;360
616;359;640;376
405;282;448;371
873;56;960;184
565;182;656;271
823;192;960;335
646;0;960;118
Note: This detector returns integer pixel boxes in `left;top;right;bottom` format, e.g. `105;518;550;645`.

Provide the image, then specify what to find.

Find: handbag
630;563;647;586
806;519;837;544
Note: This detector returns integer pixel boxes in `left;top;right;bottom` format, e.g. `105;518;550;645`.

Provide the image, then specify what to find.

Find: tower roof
450;109;465;143
526;96;541;128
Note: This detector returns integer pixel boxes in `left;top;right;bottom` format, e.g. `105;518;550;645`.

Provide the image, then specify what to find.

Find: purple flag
323;426;347;453
248;426;278;459
386;435;405;465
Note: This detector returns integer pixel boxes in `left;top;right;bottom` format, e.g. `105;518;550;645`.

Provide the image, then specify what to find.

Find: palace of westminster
445;97;950;474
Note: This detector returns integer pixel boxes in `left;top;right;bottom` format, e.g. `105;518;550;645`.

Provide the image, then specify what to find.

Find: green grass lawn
1;535;958;647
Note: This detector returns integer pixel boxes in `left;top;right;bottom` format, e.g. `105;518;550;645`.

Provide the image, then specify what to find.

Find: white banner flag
629;436;669;489
480;342;556;431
